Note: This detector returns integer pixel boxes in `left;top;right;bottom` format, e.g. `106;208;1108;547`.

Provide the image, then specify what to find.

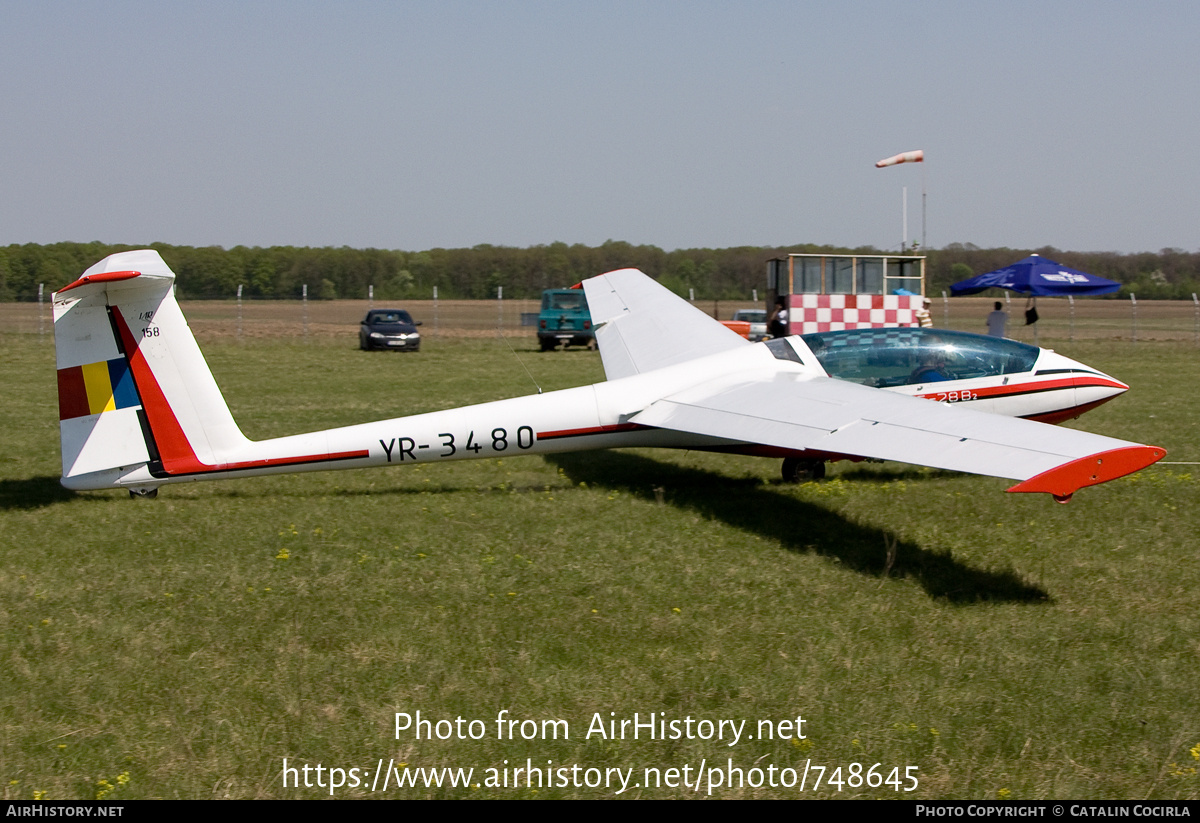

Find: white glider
53;250;1164;500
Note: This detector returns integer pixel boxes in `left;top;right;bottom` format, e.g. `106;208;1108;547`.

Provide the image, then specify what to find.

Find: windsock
875;150;924;168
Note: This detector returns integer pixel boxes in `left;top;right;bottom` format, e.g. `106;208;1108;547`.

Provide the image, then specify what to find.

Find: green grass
1;335;1198;799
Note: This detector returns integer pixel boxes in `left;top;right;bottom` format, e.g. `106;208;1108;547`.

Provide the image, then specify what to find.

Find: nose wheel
128;488;159;499
781;458;826;483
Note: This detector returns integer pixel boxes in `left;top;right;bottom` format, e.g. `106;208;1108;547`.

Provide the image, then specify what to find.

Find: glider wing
630;369;1164;497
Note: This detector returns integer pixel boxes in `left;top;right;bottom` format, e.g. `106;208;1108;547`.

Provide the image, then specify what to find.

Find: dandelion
671;607;681;614
276;548;290;560
997;788;1012;800
32;791;45;800
1191;743;1200;761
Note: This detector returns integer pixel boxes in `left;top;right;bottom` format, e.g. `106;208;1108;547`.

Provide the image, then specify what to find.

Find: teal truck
537;288;594;351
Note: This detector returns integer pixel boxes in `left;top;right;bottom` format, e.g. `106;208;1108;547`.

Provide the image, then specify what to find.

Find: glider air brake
53;250;1164;501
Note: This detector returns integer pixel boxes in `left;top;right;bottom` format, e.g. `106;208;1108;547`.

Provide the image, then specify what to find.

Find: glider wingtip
1006;445;1167;498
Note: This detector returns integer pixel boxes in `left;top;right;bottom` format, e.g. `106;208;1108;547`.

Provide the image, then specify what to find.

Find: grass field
1;308;1199;799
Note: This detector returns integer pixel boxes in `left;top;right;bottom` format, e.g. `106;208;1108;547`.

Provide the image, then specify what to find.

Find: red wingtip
1007;445;1167;498
569;282;583;289
56;270;141;294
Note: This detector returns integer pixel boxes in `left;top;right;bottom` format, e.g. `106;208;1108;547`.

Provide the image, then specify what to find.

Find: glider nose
1035;349;1130;418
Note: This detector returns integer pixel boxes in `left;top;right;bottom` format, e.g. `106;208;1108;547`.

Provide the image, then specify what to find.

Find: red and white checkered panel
786;294;922;333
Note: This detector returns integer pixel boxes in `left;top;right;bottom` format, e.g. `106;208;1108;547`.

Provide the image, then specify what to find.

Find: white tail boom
53;251;673;496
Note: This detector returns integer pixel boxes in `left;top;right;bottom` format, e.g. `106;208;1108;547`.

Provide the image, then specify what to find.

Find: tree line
2;240;1198;302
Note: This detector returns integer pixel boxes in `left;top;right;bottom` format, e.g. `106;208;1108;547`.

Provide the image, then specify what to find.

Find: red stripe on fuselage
111;308;368;476
915;375;1126;403
537;422;647;440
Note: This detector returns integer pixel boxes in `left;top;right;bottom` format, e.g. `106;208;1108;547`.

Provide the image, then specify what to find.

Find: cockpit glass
800;328;1039;388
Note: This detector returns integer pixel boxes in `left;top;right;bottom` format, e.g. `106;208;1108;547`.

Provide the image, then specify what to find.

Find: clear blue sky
2;1;1197;253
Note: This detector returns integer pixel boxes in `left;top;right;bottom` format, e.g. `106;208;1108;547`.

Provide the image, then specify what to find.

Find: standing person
767;296;788;338
986;301;1008;338
915;297;933;328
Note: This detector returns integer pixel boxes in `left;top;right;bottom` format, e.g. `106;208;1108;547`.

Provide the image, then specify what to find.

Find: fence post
1193;293;1198;345
497;285;503;329
302;284;309;342
1129;293;1137;344
237;284;243;343
433;286;439;337
1068;294;1074;343
941;290;948;328
368;284;373;309
38;283;45;336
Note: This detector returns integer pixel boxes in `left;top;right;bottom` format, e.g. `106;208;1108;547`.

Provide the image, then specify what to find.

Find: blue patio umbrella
950;255;1121;296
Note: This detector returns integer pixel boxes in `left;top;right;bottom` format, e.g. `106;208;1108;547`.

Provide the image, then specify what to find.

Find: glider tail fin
580;268;749;380
53;250;249;490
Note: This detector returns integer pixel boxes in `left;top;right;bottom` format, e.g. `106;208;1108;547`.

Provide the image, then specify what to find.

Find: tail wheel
781;458;826;483
128;488;159;500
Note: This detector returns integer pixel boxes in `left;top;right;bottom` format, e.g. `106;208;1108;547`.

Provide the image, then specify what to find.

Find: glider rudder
53;250;250;491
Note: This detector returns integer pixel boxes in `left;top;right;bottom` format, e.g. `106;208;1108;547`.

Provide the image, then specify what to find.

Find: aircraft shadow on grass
545;451;1051;606
0;476;79;510
824;465;965;485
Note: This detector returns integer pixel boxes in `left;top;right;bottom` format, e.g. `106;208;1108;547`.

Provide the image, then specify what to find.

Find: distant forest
3;240;1199;302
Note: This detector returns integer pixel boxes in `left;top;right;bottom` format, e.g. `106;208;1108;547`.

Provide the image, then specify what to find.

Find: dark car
360;309;422;351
